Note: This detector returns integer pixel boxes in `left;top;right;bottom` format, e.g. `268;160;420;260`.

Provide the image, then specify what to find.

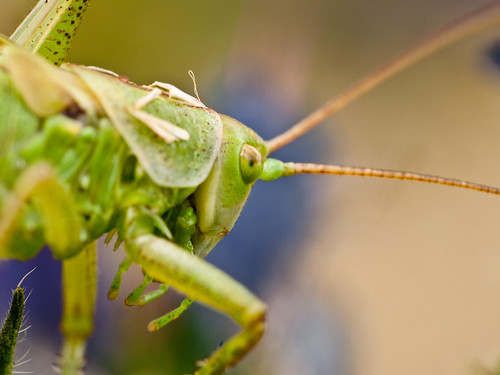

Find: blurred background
2;0;500;374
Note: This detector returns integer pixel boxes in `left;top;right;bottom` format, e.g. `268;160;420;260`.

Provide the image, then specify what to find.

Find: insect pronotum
0;0;500;375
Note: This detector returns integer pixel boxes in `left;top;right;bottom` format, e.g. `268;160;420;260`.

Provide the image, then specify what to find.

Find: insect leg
59;242;97;375
124;273;154;306
127;280;191;329
107;257;133;300
11;0;93;65
126;234;266;375
107;257;170;306
147;297;193;330
136;284;169;306
0;162;81;260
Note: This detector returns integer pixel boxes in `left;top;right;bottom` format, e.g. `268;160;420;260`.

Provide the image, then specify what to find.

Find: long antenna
285;163;500;196
266;1;500;153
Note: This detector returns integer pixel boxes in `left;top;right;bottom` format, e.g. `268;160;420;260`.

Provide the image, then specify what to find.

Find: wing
68;65;223;188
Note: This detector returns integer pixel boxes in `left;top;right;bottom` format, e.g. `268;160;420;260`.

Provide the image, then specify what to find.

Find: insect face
192;115;268;257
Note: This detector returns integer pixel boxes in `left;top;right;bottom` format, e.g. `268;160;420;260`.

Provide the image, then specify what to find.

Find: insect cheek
239;144;264;184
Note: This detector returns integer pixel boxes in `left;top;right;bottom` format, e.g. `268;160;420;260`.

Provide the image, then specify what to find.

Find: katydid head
191;115;268;257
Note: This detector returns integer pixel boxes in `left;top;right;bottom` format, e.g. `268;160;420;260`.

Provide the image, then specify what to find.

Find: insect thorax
0;67;197;260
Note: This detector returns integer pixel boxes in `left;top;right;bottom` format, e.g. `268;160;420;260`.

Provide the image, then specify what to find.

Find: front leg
126;234;266;375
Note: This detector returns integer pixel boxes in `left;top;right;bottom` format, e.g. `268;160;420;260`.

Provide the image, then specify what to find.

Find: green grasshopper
2;1;500;374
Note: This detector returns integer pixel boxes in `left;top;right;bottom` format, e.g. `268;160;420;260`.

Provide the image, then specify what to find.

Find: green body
0;44;233;260
0;24;272;373
0;1;296;373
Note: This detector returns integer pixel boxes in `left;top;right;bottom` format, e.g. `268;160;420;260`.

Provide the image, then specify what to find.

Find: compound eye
239;144;264;184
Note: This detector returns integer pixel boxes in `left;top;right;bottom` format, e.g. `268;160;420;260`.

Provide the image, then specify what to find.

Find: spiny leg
59;242;97;375
126;234;266;375
11;0;93;66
